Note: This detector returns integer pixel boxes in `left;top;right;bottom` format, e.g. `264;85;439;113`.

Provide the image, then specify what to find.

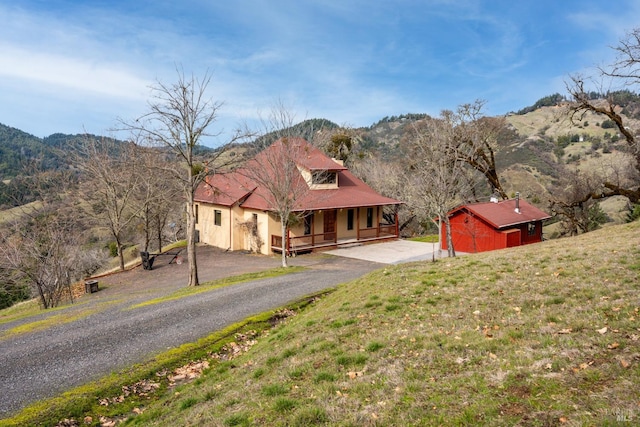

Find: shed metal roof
449;199;551;229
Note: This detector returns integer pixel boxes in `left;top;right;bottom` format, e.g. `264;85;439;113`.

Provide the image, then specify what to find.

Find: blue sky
1;0;639;146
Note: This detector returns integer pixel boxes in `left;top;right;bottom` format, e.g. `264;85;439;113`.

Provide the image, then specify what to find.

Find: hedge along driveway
0;246;382;417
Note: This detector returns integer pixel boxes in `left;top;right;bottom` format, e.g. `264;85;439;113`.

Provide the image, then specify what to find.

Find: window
528;222;536;236
311;170;337;185
214;209;222;226
366;207;373;228
347;209;354;230
304;214;312;235
195;204;199;224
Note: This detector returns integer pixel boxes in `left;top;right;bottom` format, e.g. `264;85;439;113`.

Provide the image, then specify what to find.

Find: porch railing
271;222;398;254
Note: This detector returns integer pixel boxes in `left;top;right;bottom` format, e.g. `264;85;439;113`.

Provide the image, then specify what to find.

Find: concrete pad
326;240;444;264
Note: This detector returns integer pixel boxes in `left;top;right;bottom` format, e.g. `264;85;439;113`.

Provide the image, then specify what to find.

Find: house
441;194;551;253
194;138;402;255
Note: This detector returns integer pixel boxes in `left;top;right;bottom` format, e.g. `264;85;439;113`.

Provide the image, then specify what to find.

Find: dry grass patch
7;221;640;426
125;221;639;426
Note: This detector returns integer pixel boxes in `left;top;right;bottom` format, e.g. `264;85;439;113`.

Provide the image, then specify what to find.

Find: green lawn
409;234;439;243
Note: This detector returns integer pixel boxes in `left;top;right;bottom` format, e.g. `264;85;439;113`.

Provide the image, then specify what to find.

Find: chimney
515;192;521;214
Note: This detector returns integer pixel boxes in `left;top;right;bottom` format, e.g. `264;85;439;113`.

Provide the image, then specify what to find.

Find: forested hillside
2;91;638;218
0;125;113;208
1;90;639;310
0;124;58;178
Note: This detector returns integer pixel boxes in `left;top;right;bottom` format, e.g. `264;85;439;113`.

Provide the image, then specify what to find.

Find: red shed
441;196;551;253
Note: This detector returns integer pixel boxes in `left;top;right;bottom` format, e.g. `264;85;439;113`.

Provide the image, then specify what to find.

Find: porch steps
339;242;363;249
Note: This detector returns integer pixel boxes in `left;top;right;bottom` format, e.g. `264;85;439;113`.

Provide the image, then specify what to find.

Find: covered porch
270;207;399;255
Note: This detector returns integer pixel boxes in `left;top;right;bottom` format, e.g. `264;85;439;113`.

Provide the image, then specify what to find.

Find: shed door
505;229;521;248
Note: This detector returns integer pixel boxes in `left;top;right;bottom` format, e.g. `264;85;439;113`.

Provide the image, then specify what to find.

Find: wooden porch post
356;207;360;240
286;228;290;255
334;209;337;244
395;210;399;236
376;206;380;237
311;212;315;247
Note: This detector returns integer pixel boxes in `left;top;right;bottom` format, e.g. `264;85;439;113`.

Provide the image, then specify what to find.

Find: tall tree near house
123;69;249;286
350;156;416;233
449;100;508;200
239;137;319;268
312;127;357;165
75;137;140;271
405;111;474;257
130;144;182;253
239;104;326;267
564;28;640;208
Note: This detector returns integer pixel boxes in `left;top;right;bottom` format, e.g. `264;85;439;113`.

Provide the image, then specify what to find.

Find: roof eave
495;216;552;229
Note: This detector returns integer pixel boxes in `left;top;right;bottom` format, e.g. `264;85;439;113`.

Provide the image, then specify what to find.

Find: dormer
274;137;347;190
311;169;338;189
299;166;340;189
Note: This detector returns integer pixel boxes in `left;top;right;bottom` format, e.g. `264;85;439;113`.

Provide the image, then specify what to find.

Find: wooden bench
140;248;184;270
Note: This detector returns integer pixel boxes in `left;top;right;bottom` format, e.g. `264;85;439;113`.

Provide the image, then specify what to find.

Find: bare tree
75;137;141;271
450;100;509;200
350;155;417;234
123;69;249;286
0;184;103;309
239;137;318;267
565;28;640;205
405;112;474;257
237;103;331;267
130;144;182;253
549;154;629;235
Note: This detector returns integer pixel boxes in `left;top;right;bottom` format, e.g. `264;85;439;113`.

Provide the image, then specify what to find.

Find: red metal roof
449;199;551;229
194;138;400;211
194;172;255;207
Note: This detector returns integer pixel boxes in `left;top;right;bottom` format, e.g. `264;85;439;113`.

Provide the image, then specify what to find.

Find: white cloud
3;1;640;142
0;44;151;100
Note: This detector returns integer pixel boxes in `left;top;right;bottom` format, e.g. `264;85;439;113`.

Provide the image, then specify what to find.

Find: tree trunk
186;192;199;286
143;206;151;253
437;217;443;259
443;215;456;258
280;220;288;268
35;281;49;309
155;214;163;252
117;238;125;271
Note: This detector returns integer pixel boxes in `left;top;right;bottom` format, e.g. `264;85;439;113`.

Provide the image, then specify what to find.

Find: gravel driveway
0;246;381;417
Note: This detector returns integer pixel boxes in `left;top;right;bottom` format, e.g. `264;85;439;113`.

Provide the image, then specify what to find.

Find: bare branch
120;69;254;286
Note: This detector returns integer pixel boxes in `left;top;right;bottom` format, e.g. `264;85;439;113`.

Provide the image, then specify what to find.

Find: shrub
108;241;118;257
0;280;31;310
601;119;616;128
627;204;640;223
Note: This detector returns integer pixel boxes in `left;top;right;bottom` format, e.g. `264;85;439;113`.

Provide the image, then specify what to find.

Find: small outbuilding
441;195;551;253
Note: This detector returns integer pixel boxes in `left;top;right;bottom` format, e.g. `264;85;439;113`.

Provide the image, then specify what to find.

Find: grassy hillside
6;221;639;426
133;222;640;427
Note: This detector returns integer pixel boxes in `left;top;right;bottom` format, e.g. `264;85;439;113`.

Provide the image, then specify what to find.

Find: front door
324;210;336;241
